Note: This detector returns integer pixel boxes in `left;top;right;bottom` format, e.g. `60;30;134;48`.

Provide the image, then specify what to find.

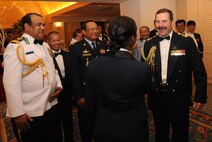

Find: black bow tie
54;52;62;57
158;36;170;41
34;39;43;45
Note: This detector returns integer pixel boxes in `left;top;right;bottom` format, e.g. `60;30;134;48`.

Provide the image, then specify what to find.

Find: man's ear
24;23;30;32
82;29;86;36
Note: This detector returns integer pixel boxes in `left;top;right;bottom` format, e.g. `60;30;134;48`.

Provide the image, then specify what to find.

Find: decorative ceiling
0;0;121;28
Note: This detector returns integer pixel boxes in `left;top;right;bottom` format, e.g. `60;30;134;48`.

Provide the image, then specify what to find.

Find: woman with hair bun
85;16;152;142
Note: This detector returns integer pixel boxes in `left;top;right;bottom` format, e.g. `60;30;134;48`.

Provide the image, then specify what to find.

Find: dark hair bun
108;16;137;52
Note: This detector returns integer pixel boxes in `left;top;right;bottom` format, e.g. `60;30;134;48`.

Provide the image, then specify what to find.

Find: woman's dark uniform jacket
85;51;152;142
142;31;207;108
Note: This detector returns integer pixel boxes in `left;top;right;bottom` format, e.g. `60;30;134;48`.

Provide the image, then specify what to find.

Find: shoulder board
182;34;189;38
10;40;20;44
17;37;24;41
146;37;153;41
70;42;76;46
10;36;24;44
70;40;82;46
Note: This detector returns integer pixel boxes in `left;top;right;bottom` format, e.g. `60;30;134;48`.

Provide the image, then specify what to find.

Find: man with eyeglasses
3;13;62;142
69;20;107;142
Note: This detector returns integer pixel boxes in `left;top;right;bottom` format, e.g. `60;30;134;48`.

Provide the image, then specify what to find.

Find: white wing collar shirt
159;31;173;84
52;49;65;78
3;33;62;118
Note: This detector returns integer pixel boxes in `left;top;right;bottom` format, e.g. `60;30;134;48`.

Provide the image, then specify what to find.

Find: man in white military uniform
3;13;62;142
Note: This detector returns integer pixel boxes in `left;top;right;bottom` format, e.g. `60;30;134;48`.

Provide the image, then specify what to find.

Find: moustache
158;27;167;30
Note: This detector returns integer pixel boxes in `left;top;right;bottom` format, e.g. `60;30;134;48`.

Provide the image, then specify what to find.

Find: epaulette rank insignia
82;49;91;57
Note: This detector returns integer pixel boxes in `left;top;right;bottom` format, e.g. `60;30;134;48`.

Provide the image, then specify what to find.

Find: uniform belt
160;83;168;93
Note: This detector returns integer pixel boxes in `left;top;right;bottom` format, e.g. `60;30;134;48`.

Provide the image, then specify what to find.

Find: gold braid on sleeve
141;45;157;72
15;42;49;87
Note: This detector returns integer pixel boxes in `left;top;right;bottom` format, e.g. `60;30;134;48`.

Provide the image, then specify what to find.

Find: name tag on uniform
171;50;185;56
26;51;34;55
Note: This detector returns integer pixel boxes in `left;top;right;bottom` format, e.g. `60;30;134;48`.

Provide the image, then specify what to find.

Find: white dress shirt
52;49;65;78
160;31;173;84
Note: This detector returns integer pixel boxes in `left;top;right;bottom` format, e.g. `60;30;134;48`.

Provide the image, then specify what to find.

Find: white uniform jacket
3;33;62;118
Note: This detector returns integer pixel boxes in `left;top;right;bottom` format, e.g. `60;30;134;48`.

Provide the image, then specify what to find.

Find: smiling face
155;12;173;37
82;21;99;41
24;14;45;40
176;22;186;34
48;33;61;52
140;26;150;40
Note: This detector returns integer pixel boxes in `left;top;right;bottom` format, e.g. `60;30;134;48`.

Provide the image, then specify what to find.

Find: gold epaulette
182;34;189;38
11;40;19;44
146;37;152;41
17;37;24;41
10;37;24;44
177;33;190;38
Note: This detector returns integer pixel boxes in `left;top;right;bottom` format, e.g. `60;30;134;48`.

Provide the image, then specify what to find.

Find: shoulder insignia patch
23;37;30;44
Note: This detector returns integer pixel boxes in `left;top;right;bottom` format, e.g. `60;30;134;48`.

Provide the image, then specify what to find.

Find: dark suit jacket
194;33;204;58
53;50;72;102
69;38;107;101
85;51;152;142
143;32;207;107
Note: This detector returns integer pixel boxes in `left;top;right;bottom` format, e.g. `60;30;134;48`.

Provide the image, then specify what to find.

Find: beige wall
176;0;212;83
120;0;176;31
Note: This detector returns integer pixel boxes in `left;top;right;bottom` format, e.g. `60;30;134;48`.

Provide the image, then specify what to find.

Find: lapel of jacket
154;36;162;80
53;56;63;80
167;32;179;81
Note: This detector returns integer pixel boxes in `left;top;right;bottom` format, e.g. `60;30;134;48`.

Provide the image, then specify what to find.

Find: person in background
85;16;152;142
187;20;204;58
70;28;83;45
69;20;107;142
175;19;186;34
47;31;74;142
97;25;103;41
4;31;15;47
3;13;62;142
142;8;207;142
101;20;111;48
131;26;150;61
